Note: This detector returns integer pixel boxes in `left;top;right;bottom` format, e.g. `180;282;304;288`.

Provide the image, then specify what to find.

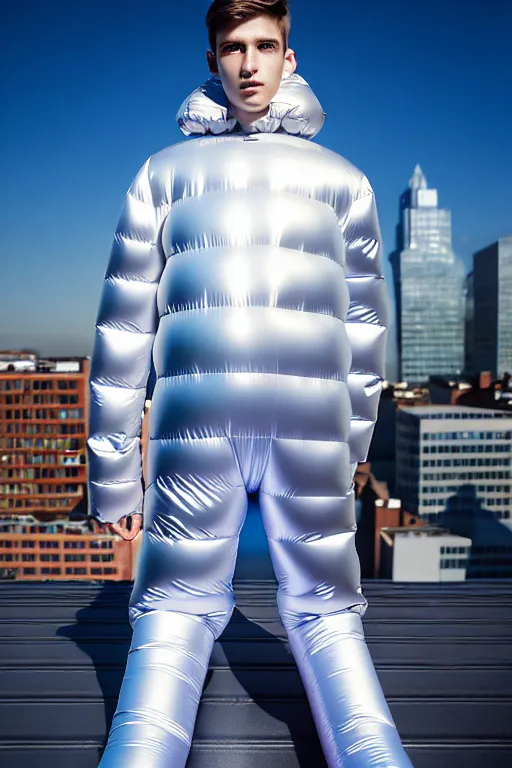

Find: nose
241;47;257;78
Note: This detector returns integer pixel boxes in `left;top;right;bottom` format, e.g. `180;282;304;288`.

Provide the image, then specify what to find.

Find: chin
239;97;271;111
247;102;270;113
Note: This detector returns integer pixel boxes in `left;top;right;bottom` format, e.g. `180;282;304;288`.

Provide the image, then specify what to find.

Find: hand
108;514;143;541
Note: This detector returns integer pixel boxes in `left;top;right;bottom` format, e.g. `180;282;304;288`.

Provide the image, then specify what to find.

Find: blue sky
1;0;511;375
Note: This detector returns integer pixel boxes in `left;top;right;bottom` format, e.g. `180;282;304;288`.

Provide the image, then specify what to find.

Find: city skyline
1;0;511;368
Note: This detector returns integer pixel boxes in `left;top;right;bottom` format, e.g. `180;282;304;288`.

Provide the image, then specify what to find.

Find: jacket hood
176;71;325;140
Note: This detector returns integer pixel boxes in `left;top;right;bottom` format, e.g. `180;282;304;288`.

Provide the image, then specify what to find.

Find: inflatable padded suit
88;72;413;767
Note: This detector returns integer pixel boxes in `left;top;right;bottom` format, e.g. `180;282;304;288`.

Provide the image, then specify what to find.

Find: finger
125;520;142;540
131;515;143;534
108;517;141;540
110;523;122;536
110;522;131;540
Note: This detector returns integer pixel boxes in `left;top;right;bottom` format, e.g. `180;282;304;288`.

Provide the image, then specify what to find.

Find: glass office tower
472;237;512;377
390;166;465;384
464;271;474;376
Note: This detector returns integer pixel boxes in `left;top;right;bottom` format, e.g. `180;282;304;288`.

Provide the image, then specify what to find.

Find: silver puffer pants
89;73;413;767
100;434;409;767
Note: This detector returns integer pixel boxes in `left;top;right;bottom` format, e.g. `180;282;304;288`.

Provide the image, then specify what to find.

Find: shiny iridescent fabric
88;72;412;767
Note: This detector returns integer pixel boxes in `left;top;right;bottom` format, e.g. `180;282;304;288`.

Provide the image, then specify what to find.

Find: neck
230;104;270;132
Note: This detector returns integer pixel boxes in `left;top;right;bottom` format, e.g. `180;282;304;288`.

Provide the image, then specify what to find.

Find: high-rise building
396;405;512;520
472;237;512;378
396;405;512;578
390;166;465;384
0;356;90;519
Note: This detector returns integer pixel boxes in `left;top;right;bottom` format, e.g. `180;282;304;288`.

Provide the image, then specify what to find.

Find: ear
283;48;297;75
206;50;218;74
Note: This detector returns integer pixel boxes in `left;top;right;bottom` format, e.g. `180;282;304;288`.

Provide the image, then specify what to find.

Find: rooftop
401;405;509;418
0;352;89;374
1;579;511;768
381;525;469;538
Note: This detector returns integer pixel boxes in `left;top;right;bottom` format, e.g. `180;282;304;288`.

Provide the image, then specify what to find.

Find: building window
441;558;468;569
441;546;468;555
91;553;114;563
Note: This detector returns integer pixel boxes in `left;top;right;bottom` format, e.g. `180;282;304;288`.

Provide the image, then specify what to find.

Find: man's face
207;15;297;127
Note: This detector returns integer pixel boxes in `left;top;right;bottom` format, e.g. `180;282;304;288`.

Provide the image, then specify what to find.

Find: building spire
409;164;427;190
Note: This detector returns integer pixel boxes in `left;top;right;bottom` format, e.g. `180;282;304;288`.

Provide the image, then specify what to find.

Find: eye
222;43;242;53
260;42;277;50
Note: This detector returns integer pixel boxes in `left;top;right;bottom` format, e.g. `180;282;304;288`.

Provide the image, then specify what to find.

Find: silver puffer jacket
89;73;412;768
88;72;387;527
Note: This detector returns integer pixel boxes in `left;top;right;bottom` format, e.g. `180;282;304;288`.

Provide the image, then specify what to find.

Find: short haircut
206;0;291;54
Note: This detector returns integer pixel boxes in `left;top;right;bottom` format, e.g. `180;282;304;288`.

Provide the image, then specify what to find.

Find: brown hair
206;0;291;54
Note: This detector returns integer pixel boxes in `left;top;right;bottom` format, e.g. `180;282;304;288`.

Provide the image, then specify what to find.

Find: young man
88;1;413;765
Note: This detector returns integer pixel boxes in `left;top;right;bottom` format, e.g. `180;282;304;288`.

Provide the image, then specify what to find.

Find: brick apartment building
0;353;143;581
0;355;90;518
0;515;138;581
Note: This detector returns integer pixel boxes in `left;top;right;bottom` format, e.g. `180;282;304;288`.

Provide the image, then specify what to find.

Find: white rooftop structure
380;526;472;582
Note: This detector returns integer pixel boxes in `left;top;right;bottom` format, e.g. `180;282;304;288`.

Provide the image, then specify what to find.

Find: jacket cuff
88;479;143;525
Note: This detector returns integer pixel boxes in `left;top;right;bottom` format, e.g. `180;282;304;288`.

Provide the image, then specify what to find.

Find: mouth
240;80;264;91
